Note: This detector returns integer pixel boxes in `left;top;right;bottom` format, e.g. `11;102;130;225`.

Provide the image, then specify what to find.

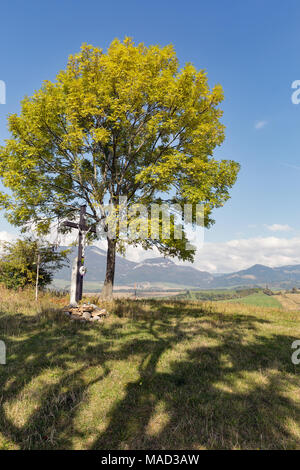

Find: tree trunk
101;237;116;299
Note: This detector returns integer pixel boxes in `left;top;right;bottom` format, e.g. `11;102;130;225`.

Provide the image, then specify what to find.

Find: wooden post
0;340;6;365
35;251;40;302
61;205;96;305
70;257;78;306
76;205;86;302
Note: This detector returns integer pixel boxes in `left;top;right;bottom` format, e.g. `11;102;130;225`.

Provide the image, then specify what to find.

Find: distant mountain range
52;246;300;291
54;246;213;289
211;264;300;289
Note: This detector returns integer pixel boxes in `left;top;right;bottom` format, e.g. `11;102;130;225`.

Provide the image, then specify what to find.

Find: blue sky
1;0;300;271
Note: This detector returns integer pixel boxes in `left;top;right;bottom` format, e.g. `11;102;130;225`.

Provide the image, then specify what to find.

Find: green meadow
0;287;299;450
227;293;283;308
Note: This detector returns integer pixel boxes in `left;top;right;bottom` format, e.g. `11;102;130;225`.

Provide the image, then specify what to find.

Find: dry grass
0;287;299;450
275;293;300;311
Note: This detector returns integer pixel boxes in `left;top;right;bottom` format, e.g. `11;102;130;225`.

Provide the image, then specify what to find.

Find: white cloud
3;228;300;275
119;235;300;274
186;236;300;273
0;231;17;252
47;229;161;264
91;239;161;263
254;120;268;130
282;163;300;171
0;231;17;243
266;224;292;232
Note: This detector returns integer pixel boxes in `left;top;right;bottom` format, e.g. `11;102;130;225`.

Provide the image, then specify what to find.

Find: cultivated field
274;293;300;311
227;292;283;308
0;287;299;450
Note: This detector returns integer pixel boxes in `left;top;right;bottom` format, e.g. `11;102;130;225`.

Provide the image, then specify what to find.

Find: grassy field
0;287;299;450
275;293;300;311
227;293;283;309
174;288;263;302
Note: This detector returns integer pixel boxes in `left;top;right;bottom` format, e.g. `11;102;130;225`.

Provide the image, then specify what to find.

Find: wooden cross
62;205;96;303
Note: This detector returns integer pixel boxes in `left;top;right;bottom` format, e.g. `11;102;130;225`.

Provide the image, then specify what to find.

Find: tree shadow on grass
0;309;116;449
91;303;300;450
0;301;299;449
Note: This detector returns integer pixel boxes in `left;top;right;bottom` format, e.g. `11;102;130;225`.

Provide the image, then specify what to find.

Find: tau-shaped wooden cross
62;205;96;304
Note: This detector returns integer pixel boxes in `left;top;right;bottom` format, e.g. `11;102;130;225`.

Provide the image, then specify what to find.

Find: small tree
0;38;240;297
0;238;69;290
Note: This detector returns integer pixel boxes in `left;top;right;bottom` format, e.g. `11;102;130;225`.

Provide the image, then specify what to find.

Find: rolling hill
53;246;214;290
52;247;300;290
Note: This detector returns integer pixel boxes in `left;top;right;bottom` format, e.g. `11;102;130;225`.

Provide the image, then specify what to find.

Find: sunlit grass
226;293;283;308
0;288;299;449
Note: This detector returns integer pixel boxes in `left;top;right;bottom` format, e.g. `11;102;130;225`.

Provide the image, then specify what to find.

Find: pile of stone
63;303;108;322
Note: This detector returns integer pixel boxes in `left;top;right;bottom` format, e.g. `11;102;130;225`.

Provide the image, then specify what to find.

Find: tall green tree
0;38;239;297
0;238;69;290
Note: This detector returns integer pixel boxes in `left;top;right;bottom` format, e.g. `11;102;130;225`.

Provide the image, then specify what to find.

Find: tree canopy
0;38;240;296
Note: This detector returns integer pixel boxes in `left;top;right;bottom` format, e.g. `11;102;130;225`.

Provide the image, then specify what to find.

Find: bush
263;288;274;296
0;237;69;290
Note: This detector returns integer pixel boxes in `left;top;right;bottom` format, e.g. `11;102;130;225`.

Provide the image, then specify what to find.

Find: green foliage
0;38;239;264
263;287;274;296
0;238;69;290
176;287;262;301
